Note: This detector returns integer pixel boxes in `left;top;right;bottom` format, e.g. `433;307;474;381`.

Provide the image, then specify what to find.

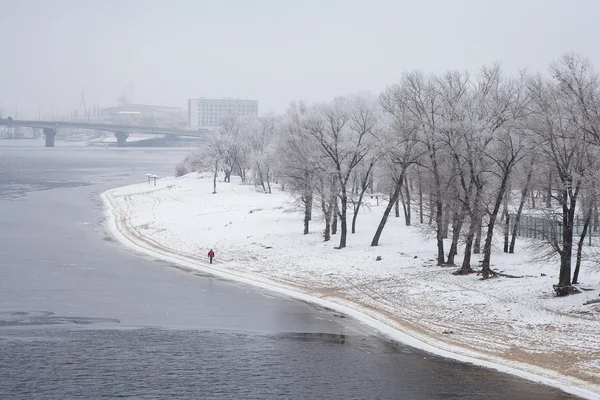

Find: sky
1;0;599;119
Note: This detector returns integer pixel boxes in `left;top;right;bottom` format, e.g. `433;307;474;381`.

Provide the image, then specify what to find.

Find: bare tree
370;84;422;246
175;132;224;193
476;70;529;279
304;97;374;249
398;72;449;265
277;103;320;235
527;65;593;293
249;115;278;193
218;115;249;183
436;70;471;266
479;129;527;278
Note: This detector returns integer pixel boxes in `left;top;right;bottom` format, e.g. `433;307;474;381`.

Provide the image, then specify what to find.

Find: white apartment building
188;98;258;128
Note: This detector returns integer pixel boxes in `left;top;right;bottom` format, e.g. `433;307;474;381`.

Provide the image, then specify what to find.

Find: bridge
0;119;209;147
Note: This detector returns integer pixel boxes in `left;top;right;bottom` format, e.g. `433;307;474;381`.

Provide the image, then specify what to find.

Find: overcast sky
1;0;599;118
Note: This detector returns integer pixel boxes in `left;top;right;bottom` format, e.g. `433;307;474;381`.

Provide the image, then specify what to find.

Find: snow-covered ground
104;172;600;399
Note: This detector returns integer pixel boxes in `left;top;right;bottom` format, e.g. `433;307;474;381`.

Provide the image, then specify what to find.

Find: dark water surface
0;142;584;399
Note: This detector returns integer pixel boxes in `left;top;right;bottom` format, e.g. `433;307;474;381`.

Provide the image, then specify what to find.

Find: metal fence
510;214;600;246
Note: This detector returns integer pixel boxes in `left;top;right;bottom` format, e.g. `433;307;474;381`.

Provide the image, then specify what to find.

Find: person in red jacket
208;249;215;264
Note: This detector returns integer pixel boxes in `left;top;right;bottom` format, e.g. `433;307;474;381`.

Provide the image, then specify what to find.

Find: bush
175;161;189;177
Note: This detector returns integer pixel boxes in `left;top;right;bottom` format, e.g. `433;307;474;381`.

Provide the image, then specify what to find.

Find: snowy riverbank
103;172;600;399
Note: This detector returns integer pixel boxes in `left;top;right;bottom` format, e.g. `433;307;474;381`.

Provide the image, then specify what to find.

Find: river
0;142;583;399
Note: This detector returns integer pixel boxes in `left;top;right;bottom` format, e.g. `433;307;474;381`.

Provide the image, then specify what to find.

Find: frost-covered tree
248;115;278;193
370;84;422;246
277;102;321;235
218;116;250;183
471;69;529;279
391;71;450;264
434;70;472;267
527;54;600;294
303;97;375;249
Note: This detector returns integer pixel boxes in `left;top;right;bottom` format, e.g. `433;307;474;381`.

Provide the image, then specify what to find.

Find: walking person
208;249;215;264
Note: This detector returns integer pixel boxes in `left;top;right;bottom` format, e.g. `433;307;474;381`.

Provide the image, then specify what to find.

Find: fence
510;214;600;246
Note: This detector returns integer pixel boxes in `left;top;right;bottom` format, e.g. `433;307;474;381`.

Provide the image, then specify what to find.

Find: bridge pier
114;131;129;147
43;128;57;147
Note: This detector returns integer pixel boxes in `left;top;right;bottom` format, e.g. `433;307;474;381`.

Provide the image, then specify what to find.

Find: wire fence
510;214;600;246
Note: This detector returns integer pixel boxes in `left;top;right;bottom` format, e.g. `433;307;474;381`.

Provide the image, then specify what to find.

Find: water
0;141;584;399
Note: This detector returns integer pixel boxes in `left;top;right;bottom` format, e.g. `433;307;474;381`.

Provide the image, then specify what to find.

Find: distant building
188;98;258;128
100;104;186;128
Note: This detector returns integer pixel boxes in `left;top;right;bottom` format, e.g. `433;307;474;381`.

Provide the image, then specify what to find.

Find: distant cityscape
0;96;259;142
91;98;259;130
2;96;259;132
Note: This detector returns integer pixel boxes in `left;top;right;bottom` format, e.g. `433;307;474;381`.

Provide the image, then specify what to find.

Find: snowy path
104;173;600;398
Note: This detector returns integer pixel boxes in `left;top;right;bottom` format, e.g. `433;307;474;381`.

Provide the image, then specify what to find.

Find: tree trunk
323;204;332;241
320;180;333;242
212;159;219;194
351;164;374;234
502;182;510;253
371;176;404;246
442;203;451;239
510;161;534;253
256;164;266;192
456;185;483;275
401;175;411;226
265;167;272;194
428;143;445;265
459;224;476;273
503;211;510;253
303;192;312;235
418;168;424;224
473;217;482;254
338;194;348;249
481;172;511;278
557;190;577;289
573;210;591;285
446;209;465;265
457;185;482;274
558;242;572;288
238;162;246;183
435;197;445;265
332;201;338;235
394;195;400;218
546;171;552;209
501;183;510;254
428;192;434;224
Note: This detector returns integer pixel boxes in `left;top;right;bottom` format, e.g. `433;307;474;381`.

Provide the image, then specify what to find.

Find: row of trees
178;53;600;295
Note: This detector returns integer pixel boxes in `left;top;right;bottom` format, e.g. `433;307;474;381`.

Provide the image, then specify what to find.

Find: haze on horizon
1;0;599;119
